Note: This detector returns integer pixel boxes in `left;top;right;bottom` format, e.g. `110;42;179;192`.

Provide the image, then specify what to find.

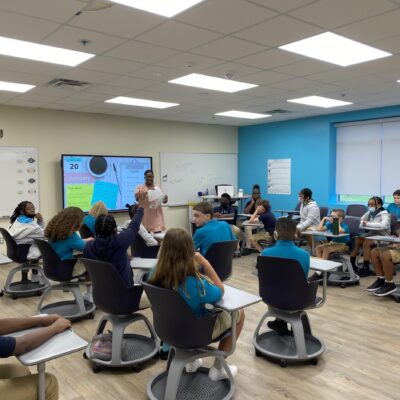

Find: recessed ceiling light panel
287;95;353;108
105;96;179;109
215;110;271;119
0;80;35;93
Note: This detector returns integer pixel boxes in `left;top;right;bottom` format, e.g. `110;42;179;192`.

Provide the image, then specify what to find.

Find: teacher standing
135;169;168;233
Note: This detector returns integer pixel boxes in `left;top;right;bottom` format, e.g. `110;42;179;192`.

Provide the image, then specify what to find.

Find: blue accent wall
238;105;400;211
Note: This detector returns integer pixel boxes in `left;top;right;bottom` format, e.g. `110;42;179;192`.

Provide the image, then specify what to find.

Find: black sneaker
358;267;373;278
267;319;292;335
366;278;385;292
308;272;323;282
374;282;397;297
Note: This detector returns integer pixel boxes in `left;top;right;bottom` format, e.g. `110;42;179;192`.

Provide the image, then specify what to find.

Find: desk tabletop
301;230;349;238
359;225;384;231
272;210;300;214
8;328;87;366
366;235;400;243
242;221;263;227
215;217;234;221
215;285;261;312
238;213;252;218
130;257;157;270
310;257;342;272
0;253;12;264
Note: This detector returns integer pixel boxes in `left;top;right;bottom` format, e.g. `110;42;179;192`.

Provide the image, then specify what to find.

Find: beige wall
0;105;237;252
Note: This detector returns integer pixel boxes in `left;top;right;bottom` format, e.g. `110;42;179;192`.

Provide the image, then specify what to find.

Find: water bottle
238;188;243;197
332;217;339;235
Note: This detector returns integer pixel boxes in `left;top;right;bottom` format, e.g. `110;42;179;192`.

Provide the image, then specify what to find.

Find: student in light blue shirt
83;201;107;236
261;217;310;334
149;228;244;381
192;201;235;256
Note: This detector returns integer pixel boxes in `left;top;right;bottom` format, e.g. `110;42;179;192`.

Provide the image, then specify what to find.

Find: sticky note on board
66;184;93;210
92;180;118;209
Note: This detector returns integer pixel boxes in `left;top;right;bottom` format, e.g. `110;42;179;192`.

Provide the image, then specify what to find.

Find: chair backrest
390;213;398;235
319;207;329;219
83;258;142;315
294;201;301;211
256;256;318;310
34;239;76;282
79;224;93;239
142;281;217;349
0;228;30;263
231;206;238;225
346;204;367;217
131;234;160;258
342;216;361;250
204;240;238;281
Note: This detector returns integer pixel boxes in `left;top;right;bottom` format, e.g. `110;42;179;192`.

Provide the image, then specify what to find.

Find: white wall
0;105;237;252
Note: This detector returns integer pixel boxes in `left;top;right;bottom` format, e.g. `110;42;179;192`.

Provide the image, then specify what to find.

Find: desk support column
37;362;46;400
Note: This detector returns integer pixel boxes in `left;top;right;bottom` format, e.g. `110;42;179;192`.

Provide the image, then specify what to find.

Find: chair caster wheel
153;352;160;360
355;281;360;286
92;365;102;373
86;313;95;320
83;352;88;359
12;294;18;300
279;360;287;368
340;283;346;288
36;291;42;296
131;364;142;373
255;349;262;357
311;358;319;366
0;291;3;297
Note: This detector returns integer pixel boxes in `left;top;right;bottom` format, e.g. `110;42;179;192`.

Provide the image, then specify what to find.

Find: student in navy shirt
83;201;107;236
213;193;241;239
261;217;310;334
0;314;70;400
244;200;276;252
84;192;147;288
45;207;93;301
149;228;245;381
192;201;235;256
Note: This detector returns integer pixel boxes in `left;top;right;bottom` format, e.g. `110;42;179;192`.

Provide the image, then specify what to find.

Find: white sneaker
209;364;237;381
83;292;93;303
185;358;202;373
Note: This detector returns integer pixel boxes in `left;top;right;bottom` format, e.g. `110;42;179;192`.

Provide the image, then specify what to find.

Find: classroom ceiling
2;0;400;126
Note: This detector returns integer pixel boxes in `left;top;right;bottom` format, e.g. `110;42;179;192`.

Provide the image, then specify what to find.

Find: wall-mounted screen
62;154;152;212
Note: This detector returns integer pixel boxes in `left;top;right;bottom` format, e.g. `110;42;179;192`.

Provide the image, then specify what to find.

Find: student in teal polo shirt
261;217;310;334
387;189;400;232
83;201;107;236
192;201;235;256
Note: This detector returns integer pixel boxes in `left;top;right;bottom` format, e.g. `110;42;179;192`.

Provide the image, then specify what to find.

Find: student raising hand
137;190;147;208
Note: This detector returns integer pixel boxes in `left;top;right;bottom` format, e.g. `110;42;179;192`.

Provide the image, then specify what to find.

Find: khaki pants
0;363;58;400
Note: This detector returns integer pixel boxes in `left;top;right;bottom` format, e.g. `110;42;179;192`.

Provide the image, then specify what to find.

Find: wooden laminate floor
1;255;399;400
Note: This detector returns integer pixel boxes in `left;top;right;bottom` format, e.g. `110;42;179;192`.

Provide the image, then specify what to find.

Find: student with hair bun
83;191;147;287
243;184;262;214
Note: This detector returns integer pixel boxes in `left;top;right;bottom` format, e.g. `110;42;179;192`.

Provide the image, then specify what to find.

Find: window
336;118;400;202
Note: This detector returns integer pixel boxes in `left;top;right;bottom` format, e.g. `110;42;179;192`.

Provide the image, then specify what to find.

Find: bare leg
350;237;364;257
217;309;245;354
363;239;374;261
382;251;395;281
371;248;384;276
315;244;324;258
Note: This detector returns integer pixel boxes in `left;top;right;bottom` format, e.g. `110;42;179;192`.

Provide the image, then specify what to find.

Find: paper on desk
147;188;163;209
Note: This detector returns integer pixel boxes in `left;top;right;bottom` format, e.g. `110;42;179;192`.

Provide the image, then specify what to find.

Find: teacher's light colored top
135;184;166;232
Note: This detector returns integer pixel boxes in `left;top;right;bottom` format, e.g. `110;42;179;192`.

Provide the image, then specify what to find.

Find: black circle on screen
89;156;107;176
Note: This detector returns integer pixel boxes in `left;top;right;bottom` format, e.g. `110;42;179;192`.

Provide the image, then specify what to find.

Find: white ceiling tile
234;15;323;47
68;5;164;39
20;92;61;102
85;84;131;96
29;86;78;97
270;77;322;90
336;9;400;43
5;99;48;107
128;65;184;82
59;68;117;84
54;96;97;107
0;0;84;23
40;103;82;111
289;0;397;29
135;21;221;51
177;0;277;34
191;36;267;61
246;0;316;13
106;76;157;90
200;62;261;78
275;60;336;77
307;68;366;83
105;40;179;64
0;10;59;42
42;25;126;54
5;59;70;77
79;56;145;75
0;69;49;85
371;35;400;54
236;49;304;69
240;70;293;85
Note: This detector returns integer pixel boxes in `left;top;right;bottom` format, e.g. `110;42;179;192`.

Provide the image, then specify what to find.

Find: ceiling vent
46;78;90;90
265;109;292;114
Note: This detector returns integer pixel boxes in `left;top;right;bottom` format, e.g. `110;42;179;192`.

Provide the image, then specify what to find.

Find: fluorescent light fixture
279;32;391;67
287;95;353;108
105;96;179;109
109;0;204;17
215;110;271;119
0;80;35;93
169;73;258;93
0;36;95;67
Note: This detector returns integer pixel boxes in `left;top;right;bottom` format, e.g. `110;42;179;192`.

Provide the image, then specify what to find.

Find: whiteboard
160;152;238;206
0;147;40;218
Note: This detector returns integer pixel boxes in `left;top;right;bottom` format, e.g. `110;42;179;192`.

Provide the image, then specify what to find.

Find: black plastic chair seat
0;228;31;263
131;234;160;259
79;224;93;239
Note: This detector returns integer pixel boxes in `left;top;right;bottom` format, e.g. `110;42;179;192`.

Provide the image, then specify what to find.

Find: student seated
244;200;276;252
350;196;390;277
8;201;45;282
243;184;262;214
296;188;320;249
261;217;310;335
84;192;146;288
309;209;350;281
0;314;71;400
83;201;107;236
192;201;236;256
368;244;400;296
213;193;241;240
124;203;158;247
45;207;93;301
148;228;245;380
387;189;400;235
